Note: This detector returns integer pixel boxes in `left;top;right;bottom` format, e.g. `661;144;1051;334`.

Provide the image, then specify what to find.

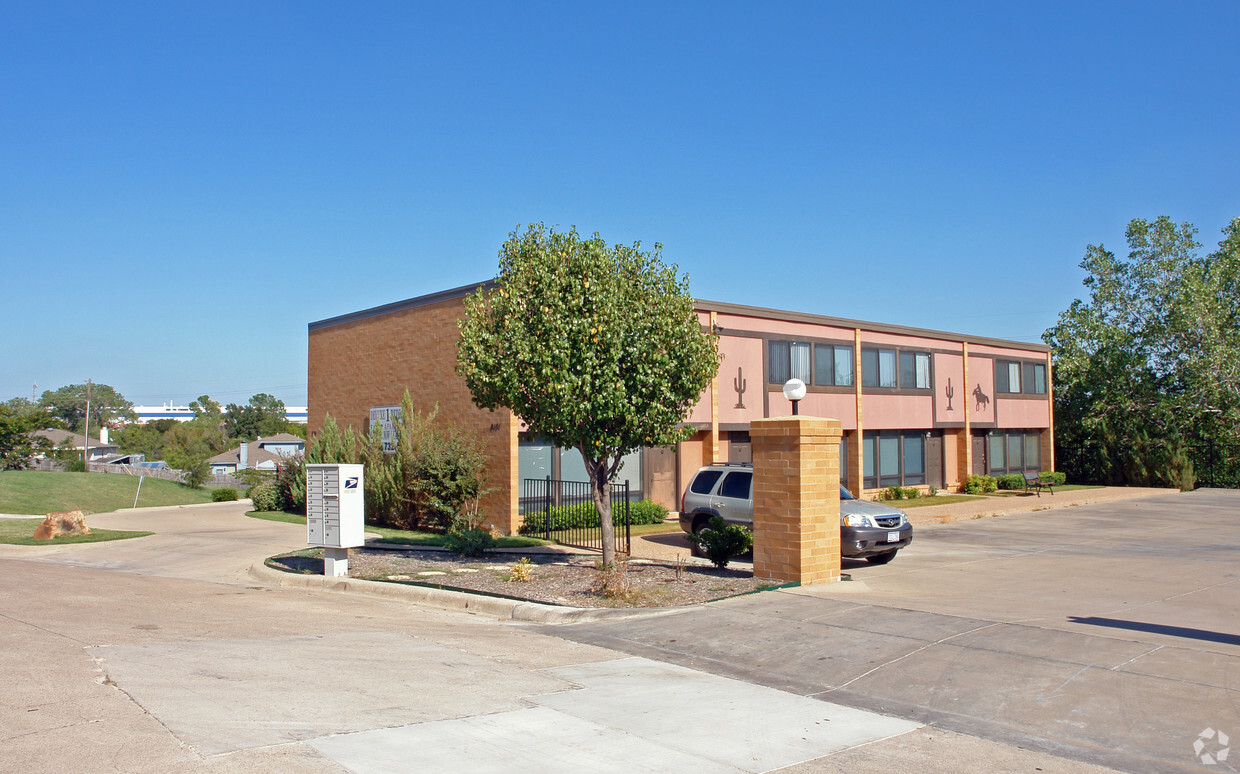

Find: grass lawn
0;518;153;546
983;484;1104;497
892;495;980;508
246;510;550;549
0;470;222;516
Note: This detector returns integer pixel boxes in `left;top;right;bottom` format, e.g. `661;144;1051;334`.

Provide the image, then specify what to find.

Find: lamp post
783;378;806;415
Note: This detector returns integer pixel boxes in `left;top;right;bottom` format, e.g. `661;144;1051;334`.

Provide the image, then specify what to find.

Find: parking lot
534;488;1240;773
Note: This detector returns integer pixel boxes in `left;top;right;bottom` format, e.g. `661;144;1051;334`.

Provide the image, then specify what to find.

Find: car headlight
842;514;874;528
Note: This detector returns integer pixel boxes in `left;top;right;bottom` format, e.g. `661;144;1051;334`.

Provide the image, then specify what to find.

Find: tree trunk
584;453;615;567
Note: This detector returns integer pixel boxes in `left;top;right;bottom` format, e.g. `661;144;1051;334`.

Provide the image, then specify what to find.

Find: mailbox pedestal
306;463;365;577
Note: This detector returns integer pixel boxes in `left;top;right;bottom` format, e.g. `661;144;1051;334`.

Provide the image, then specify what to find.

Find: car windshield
840;486;856;501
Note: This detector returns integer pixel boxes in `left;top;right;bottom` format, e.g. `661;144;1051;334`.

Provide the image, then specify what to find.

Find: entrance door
971;434;987;475
643;447;677;511
925;433;944;489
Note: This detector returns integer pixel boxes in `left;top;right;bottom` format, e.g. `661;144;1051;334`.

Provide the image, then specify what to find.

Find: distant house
31;429;118;462
207;433;306;474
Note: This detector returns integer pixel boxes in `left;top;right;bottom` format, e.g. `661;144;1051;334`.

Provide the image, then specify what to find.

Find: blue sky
3;1;1237;408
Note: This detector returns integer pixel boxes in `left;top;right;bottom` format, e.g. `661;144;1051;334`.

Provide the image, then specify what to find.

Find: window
986;430;1042;474
996;360;1022;393
863;430;927;489
813;344;854;387
862;348;897;387
769;341;811;384
839;437;849;484
1023;362;1047;395
718;471;752;500
690;470;723;494
899;351;931;389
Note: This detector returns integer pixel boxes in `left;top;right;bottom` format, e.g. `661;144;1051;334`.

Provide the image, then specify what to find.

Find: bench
1023;472;1054;497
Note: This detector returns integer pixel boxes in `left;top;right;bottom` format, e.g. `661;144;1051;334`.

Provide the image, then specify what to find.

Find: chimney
99;427;109;444
239;442;249;470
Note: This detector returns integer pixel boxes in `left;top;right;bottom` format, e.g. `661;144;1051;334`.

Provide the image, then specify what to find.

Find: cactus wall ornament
733;367;747;409
945;377;954;411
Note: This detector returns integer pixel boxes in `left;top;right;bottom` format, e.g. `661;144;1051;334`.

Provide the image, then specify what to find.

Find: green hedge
247;482;280;511
995;473;1026;490
964;474;997;494
519;498;668;535
1040;470;1067;485
212;487;238;502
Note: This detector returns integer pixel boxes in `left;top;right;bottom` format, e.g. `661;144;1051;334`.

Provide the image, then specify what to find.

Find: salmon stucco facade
308;283;1054;534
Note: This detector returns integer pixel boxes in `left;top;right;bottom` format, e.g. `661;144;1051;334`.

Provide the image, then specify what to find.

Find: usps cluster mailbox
306;463;365;549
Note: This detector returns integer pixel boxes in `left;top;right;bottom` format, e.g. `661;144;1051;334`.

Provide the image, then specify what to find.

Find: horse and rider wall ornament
733;367;747;409
973;383;990;411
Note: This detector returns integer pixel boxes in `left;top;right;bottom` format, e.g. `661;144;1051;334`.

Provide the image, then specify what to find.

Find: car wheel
865;550;898;565
688;515;713;556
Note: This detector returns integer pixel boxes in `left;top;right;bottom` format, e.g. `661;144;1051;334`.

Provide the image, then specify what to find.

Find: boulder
32;511;92;540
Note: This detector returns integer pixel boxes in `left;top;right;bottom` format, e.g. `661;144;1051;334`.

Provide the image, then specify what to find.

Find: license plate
887;532;900;542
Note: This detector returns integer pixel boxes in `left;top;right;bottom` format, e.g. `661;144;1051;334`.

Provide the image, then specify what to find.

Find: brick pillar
751;416;843;585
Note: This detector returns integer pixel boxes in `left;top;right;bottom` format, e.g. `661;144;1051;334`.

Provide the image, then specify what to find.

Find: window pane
903;433;925;484
996;362;1010;393
719;471;752;500
1022;362;1036;395
862;349;879;387
814;345;834;386
1024;433;1040;471
690;470;723;494
769;341;790;384
559;447;589;483
1008;362;1021;393
880;433;899;477
835;346;853;386
863;432;876;487
790;342;812;383
840;438;849;483
1007;433;1023;471
1034;363;1047;394
614;448;642;489
988;434;1006;473
916;353;931;389
879;350;897;388
518;440;553;485
900;351;916;388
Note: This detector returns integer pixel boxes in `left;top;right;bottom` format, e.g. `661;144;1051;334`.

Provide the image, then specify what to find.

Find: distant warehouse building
132;404;309;424
308;283;1053;535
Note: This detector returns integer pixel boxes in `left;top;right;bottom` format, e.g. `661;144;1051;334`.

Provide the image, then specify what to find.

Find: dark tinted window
719;471;752;500
690;470;723;494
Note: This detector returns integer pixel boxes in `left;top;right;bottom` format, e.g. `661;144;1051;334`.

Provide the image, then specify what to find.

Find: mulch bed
268;547;774;608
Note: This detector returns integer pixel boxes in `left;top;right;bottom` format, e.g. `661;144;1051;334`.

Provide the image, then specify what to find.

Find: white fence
32;458;249;490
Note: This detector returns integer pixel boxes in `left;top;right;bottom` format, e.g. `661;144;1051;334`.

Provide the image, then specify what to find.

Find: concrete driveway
532;489;1240;774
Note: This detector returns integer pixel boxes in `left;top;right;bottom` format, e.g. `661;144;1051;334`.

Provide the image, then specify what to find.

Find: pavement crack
0;610;90;645
825;622;1002;693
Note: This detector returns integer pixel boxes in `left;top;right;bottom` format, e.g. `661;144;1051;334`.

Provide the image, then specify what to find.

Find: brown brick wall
308;296;519;533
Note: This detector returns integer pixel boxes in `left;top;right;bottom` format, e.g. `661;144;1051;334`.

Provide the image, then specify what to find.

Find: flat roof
309;281;1049;353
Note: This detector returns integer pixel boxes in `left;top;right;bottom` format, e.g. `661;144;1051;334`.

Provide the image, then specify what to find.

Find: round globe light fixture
782;378;807;415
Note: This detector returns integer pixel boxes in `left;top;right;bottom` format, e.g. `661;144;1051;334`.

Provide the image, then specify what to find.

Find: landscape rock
32;511;92;540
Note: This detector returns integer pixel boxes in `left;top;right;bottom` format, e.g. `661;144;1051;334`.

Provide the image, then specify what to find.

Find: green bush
275;456;306;514
880;486;921;500
685;516;752;569
996;473;1026;491
1040;470;1067;485
964;474;998;494
212;487;238;502
443;528;495;557
183;460;210;490
628;498;669;525
247;482;280;511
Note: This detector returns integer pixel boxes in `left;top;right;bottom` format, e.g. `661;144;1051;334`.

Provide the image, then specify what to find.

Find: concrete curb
247;561;685;624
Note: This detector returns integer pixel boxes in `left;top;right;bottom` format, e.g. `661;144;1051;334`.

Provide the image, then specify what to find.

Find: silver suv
678;463;913;565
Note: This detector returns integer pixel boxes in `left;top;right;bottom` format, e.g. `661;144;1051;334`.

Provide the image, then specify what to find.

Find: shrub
628;498;669;525
1040;470;1067;485
64;458;87;473
183;460;210;490
275;456;306;513
212;487;238;502
443;528;495;557
247;482;280;511
964;474;998;494
685;516;752;569
508;557;533;582
996;473;1026;491
927;485;939;496
881;486;920;500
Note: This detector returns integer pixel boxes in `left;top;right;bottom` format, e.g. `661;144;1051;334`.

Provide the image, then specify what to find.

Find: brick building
308;282;1054;534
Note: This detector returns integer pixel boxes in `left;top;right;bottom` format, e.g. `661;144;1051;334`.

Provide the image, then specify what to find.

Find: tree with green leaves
1045;216;1240;488
223;393;301;440
458;224;720;566
190;395;223;422
39;383;135;432
0;406;51;469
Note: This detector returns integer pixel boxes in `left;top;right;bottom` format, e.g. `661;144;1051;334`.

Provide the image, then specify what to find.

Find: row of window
861;430;926;489
988;430;1042;475
996;360;1047;395
769;340;1047;396
768;341;931;390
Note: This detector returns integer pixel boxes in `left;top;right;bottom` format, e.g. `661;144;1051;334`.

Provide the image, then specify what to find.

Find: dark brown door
971;433;986;475
926;433;944;489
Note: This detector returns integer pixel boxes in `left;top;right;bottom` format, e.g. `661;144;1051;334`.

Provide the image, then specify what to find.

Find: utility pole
83;379;92;468
32;383;37;402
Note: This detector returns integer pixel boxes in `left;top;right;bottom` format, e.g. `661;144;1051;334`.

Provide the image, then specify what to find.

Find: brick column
751;416;843;585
